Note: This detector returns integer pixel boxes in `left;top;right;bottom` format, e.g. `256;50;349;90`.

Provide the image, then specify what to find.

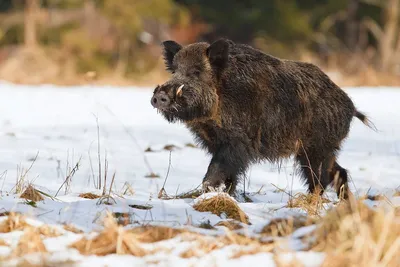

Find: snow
0;81;399;266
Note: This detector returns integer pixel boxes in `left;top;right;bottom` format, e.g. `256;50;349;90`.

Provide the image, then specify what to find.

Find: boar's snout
151;90;170;110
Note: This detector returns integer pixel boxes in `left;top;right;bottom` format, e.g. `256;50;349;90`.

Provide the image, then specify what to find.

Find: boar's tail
354;110;377;131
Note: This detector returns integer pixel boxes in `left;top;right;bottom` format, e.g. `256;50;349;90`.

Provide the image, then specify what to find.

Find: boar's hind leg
330;161;349;199
202;145;250;195
295;148;336;196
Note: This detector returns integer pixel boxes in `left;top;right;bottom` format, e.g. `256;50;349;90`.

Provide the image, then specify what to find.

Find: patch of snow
0;82;398;266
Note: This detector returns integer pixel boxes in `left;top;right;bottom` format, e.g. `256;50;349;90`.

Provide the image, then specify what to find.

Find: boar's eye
189;69;201;77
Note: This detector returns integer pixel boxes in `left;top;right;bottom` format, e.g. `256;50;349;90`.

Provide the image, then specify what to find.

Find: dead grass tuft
261;216;316;237
0;213;29;233
70;214;147;256
181;231;274;258
193;194;249;224
38;225;61;237
78;192;100;199
393;190;400;197
130;225;184;243
20;185;44;202
0;239;8;246
312;200;400;267
179;236;222;258
287;191;330;216
12;227;47;257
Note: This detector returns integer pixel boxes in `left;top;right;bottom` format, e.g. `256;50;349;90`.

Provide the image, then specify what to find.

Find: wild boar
151;38;373;199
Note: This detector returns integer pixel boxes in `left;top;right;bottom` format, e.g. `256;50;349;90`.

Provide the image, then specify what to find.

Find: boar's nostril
152;97;157;104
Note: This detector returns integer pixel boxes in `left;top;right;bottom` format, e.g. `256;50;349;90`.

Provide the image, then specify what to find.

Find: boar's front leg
202;145;250;195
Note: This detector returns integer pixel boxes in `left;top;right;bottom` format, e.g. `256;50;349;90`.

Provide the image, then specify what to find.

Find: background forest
0;0;399;86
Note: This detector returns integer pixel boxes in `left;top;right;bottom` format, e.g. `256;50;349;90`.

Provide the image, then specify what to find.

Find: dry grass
274;254;305;267
393;190;400;197
63;224;83;234
215;220;244;231
70;214;147;256
360;194;386;201
130;225;184;243
0;213;29;233
230;245;275;259
0;239;8;246
312;200;400;267
1;189;398;264
12;227;47;257
193;194;249;224
287;191;330;216
70;212;274;259
336;66;400;87
20;185;44;202
180;231;274;259
261;215;316;237
38;225;61;238
78;192;100;199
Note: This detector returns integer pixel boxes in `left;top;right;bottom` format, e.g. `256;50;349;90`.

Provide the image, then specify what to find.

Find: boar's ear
207;39;229;73
162;40;182;72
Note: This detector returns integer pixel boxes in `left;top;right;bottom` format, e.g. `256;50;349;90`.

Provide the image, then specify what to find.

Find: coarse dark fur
151;38;373;199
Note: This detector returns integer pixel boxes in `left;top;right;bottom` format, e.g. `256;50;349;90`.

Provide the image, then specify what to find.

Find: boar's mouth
153;83;206;123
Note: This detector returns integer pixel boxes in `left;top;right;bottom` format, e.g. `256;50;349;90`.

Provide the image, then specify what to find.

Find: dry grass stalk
78;192;100;199
287;190;330;216
121;182;135;196
12;227;47;257
0;213;29;233
261;216;316;237
63;224;83;234
70;215;147;256
393;190;400;197
215;220;244;231
20;185;44;202
0;239;8;246
360;194;386;201
193;194;249;224
313;200;400;267
14;152;39;194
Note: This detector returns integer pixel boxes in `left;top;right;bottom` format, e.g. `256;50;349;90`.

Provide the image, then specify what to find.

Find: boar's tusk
176;84;184;97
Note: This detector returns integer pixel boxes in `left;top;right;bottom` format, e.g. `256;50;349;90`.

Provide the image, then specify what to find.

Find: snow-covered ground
0;82;399;266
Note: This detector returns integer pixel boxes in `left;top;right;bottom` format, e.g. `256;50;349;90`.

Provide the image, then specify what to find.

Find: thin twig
109;171;116;197
102;151;109;196
88;141;97;189
162;151;172;189
55;157;82;197
158;151;172;199
94;114;102;190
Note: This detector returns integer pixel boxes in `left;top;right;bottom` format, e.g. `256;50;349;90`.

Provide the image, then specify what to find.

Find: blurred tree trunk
24;0;38;48
345;0;360;52
379;0;399;71
114;38;130;78
83;0;96;33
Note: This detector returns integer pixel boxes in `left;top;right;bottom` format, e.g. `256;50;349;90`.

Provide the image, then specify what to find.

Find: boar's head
151;39;229;122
